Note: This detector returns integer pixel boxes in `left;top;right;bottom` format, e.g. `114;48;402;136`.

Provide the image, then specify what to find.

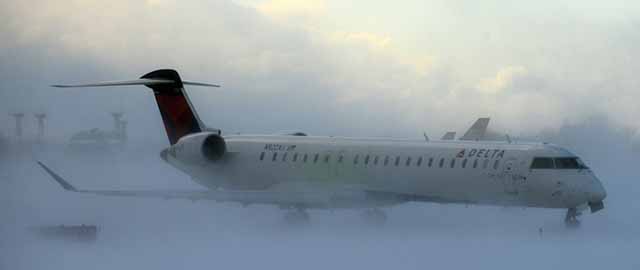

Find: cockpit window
530;157;554;169
555;157;587;169
530;157;588;169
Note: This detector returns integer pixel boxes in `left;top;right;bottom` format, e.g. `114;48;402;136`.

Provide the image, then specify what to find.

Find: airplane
38;69;607;228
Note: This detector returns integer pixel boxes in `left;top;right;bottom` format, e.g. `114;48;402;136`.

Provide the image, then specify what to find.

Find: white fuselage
163;134;607;209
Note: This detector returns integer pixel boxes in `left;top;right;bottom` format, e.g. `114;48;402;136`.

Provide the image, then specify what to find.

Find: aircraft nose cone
592;184;607;202
589;178;607;202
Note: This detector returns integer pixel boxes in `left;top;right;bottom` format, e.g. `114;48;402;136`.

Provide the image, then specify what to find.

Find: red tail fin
141;70;203;145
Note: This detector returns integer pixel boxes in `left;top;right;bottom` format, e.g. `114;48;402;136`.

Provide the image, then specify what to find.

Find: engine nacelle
170;132;226;164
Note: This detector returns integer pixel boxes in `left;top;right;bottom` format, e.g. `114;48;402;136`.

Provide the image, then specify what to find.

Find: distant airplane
39;69;606;227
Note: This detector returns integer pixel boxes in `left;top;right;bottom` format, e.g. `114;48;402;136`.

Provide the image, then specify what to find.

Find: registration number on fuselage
264;144;297;151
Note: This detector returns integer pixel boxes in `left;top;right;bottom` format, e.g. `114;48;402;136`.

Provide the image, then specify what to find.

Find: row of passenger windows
258;152;501;170
530;157;588;169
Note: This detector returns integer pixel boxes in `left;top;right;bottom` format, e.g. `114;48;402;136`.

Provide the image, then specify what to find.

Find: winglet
37;162;78;192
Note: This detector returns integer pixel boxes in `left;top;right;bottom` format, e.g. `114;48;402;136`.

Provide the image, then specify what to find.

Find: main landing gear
564;207;581;228
361;208;387;226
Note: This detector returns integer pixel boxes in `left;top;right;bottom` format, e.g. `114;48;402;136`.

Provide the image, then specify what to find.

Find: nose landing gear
564;207;581;228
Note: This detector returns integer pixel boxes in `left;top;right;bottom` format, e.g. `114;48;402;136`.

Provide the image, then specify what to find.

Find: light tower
119;119;128;143
34;113;47;142
111;112;126;141
10;113;24;138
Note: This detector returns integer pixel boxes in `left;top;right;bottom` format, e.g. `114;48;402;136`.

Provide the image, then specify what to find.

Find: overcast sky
2;3;640;269
1;0;639;143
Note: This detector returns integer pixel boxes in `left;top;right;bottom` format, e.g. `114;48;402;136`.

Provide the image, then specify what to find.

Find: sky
1;0;640;143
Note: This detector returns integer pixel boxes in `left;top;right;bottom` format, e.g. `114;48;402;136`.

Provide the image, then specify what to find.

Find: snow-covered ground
1;131;638;270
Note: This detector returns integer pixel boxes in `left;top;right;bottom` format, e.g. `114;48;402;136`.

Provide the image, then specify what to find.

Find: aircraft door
326;146;343;180
502;158;525;195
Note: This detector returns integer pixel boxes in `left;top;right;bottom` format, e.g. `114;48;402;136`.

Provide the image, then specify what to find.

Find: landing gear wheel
361;208;387;226
564;207;581;229
283;209;310;226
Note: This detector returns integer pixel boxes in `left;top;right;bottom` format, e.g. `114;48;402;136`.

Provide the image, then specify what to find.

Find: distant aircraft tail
52;69;219;145
460;117;490;141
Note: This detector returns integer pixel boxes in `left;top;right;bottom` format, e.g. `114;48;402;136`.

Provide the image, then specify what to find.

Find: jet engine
168;132;227;164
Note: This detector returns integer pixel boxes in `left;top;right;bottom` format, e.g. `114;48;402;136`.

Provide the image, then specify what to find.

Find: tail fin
140;69;205;145
52;69;219;145
459;117;490;141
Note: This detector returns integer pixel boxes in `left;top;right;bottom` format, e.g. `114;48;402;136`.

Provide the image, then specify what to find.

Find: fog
2;0;640;269
1;116;638;269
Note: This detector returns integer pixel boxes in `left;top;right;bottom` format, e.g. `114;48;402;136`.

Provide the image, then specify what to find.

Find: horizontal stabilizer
52;79;219;88
182;81;221;87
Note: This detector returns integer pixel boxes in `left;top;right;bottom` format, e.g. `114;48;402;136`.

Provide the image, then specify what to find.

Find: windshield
530;157;589;169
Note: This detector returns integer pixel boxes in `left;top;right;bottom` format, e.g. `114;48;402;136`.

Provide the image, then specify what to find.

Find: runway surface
1;140;638;270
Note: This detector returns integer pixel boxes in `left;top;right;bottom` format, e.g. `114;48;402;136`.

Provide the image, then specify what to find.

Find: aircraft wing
459;117;490;141
37;162;402;208
37;161;211;199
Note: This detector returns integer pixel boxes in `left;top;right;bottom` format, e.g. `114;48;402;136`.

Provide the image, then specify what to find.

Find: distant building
67;113;128;152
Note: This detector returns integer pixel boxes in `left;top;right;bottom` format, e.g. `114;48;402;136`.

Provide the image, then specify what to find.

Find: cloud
1;0;640;141
476;66;527;94
257;0;327;24
332;31;392;51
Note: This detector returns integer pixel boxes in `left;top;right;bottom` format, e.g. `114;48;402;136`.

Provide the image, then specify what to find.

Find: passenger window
260;152;265;161
384;156;390;166
462;159;467;168
324;154;330;163
406;157;412;167
450;159;455;168
428;158;433;167
272;152;278;161
313;154;319;163
473;159;478;168
394;156;400;166
365;155;370;165
303;154;308;163
493;160;500;170
439;158;444;168
483;159;489;169
374;156;379;165
293;153;298;162
354;154;360;165
282;152;288;162
417;157;423;167
530;157;554;169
